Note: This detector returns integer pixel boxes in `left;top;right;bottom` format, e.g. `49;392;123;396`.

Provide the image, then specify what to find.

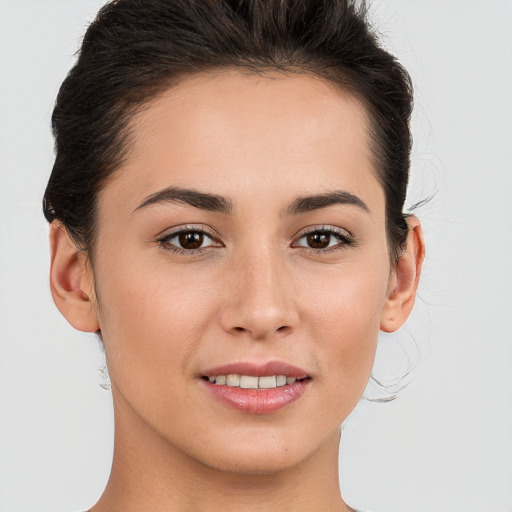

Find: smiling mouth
201;374;311;389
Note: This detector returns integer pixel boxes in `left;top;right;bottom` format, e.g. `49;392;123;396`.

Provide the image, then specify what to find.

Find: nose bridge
221;242;297;339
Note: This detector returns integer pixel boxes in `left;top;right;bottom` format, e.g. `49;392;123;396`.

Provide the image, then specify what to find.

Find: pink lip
199;360;311;415
201;360;309;379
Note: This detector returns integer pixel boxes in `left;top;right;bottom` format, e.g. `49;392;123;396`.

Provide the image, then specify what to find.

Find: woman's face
88;70;393;473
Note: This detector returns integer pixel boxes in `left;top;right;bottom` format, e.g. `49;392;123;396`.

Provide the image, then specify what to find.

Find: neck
91;389;352;512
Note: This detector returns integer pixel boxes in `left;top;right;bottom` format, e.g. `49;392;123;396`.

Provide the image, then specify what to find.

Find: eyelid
296;225;353;239
156;224;223;253
155;224;355;255
157;224;220;240
292;225;356;252
299;224;354;238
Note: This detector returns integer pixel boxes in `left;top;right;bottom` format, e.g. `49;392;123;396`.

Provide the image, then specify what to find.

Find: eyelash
293;226;356;254
157;225;222;255
157;225;355;255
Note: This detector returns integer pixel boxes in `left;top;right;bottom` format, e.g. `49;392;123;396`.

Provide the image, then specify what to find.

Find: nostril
277;325;289;332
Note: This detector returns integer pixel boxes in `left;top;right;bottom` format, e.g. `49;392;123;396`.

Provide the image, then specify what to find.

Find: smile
203;374;306;389
200;362;312;414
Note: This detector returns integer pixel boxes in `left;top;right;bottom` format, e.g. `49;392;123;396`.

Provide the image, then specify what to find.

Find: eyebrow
287;191;370;215
133;186;233;214
133;186;369;216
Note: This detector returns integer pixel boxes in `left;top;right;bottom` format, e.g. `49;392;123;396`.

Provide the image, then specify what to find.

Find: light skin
49;70;424;512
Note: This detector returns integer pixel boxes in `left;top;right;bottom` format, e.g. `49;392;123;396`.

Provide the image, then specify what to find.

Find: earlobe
49;221;99;333
380;216;425;333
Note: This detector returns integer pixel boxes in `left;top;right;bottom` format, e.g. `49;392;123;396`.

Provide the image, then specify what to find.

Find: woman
44;0;424;510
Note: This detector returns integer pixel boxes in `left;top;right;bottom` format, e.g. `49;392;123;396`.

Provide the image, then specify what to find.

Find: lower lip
202;379;310;414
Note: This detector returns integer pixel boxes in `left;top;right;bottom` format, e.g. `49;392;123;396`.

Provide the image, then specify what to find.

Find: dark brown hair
43;0;413;261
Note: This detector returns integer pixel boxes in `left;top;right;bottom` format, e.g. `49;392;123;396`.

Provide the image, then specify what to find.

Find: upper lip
201;360;310;379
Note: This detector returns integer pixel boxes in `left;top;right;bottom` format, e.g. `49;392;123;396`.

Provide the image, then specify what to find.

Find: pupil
307;232;330;249
179;232;203;249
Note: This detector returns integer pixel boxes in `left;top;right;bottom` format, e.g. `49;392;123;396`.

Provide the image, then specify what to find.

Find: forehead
102;70;382;214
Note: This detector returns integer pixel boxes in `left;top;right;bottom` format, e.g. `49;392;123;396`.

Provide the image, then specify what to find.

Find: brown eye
306;232;331;249
159;229;219;253
295;228;353;252
178;231;203;249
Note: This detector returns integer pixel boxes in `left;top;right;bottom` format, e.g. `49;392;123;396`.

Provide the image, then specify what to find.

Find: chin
201;449;307;476
184;426;337;477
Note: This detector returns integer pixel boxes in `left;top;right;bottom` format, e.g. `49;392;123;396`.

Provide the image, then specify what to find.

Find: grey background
0;1;511;511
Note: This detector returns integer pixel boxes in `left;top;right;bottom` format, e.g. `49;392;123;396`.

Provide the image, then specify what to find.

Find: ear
380;216;425;333
49;221;100;332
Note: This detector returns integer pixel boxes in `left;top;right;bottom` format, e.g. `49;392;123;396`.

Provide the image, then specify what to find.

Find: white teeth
208;374;302;389
276;375;287;386
240;375;259;389
258;376;277;389
226;374;240;387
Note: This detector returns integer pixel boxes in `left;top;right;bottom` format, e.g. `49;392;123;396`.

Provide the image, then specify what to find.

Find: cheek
301;258;390;389
93;257;220;389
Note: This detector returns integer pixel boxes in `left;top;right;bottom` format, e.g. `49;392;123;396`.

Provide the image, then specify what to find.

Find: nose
219;249;298;340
